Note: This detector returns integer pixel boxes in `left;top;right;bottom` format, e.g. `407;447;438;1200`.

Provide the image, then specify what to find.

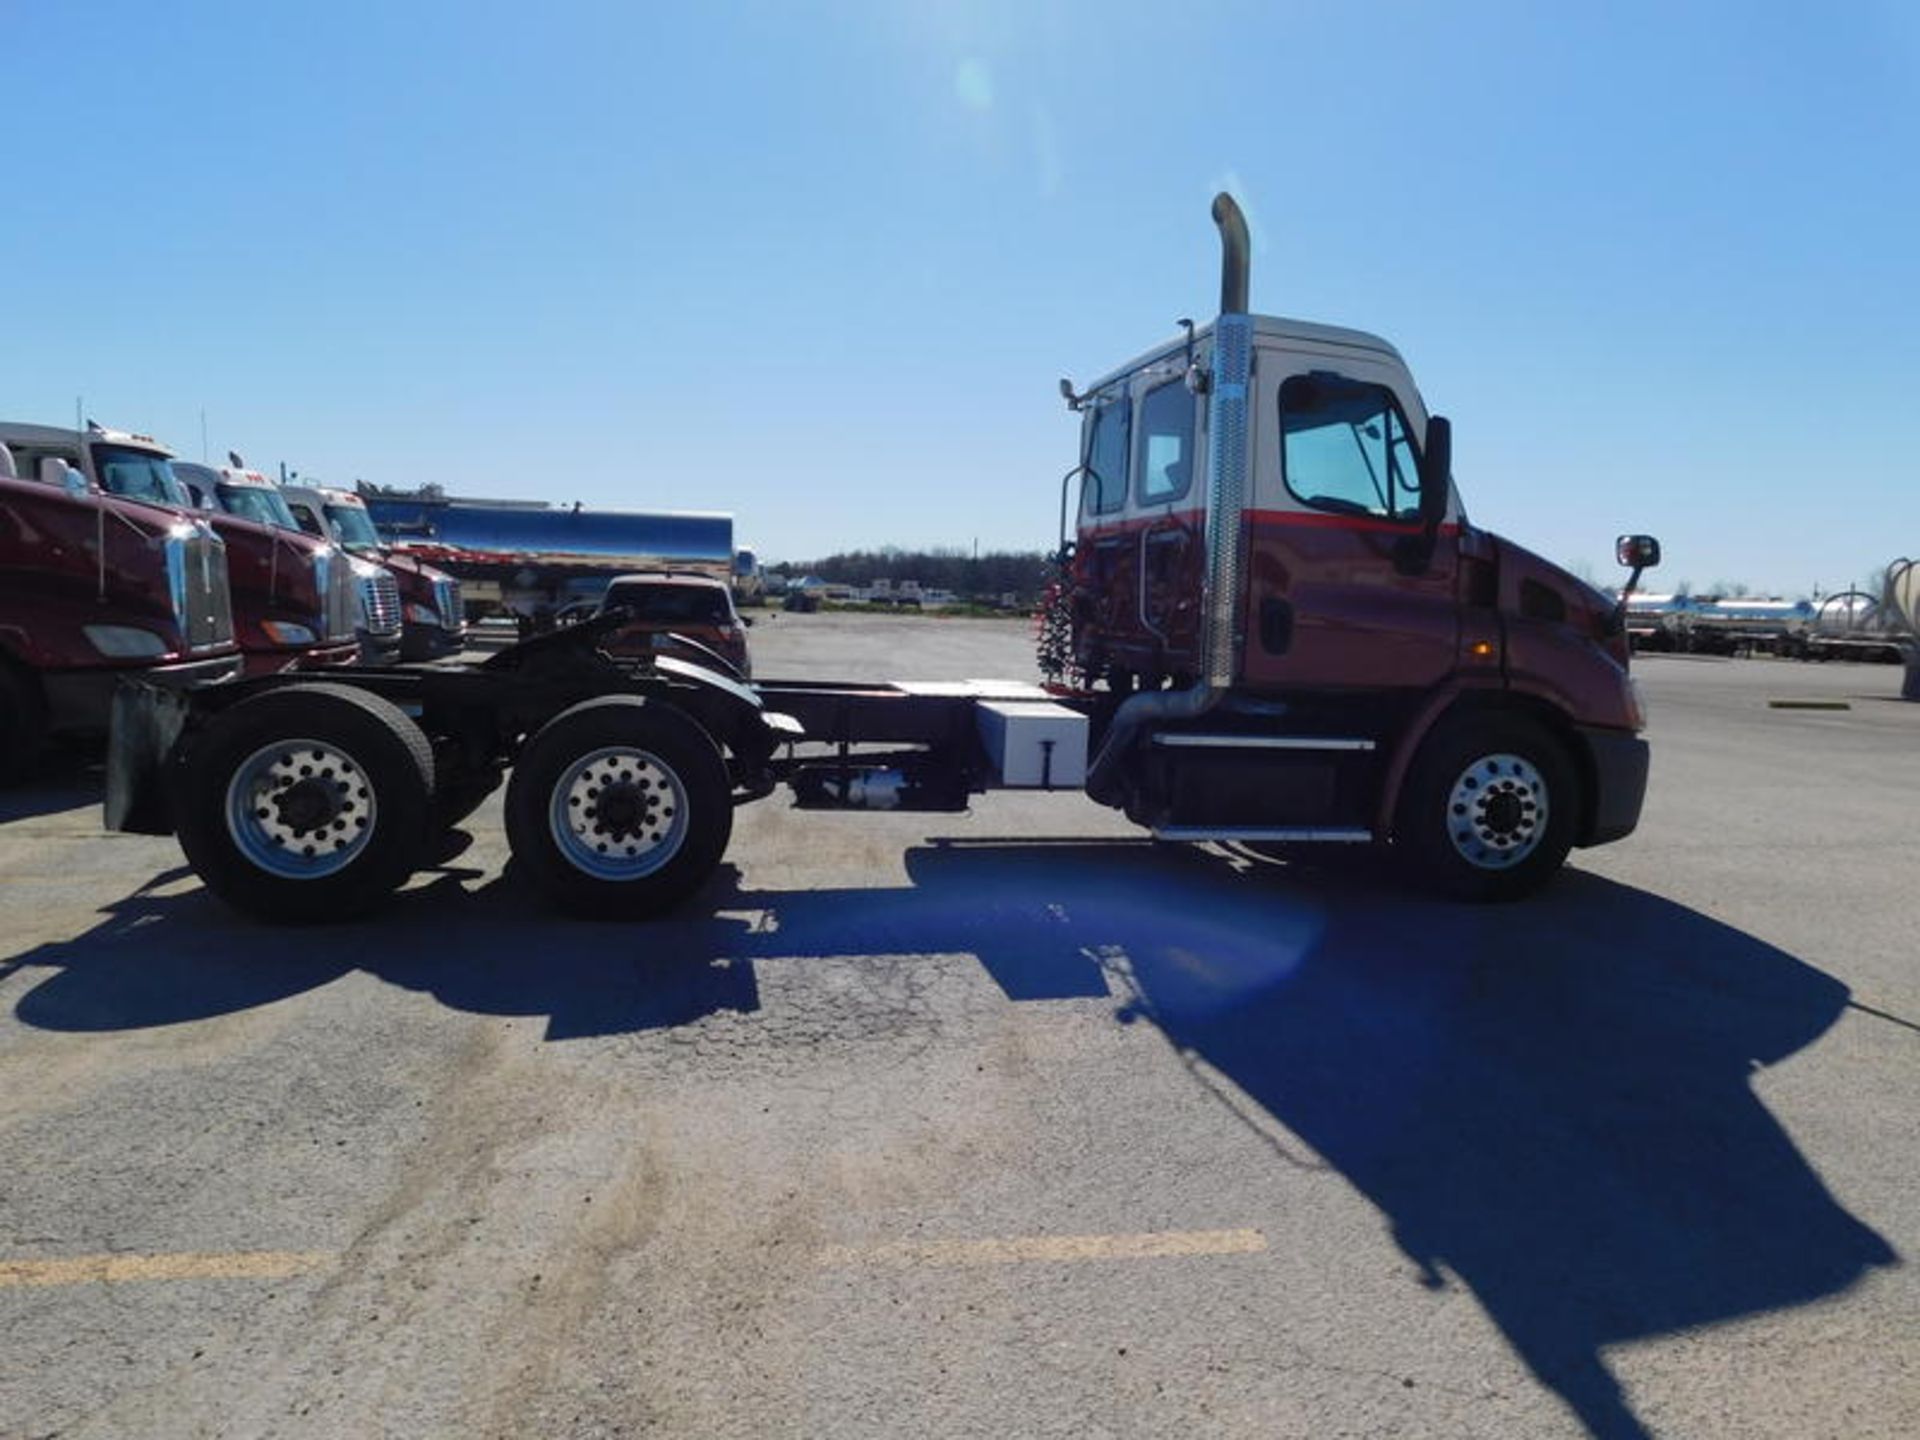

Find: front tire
176;683;436;922
1395;713;1576;902
504;696;732;918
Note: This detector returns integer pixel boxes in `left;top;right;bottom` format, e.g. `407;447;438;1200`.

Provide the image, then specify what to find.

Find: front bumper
1575;725;1650;847
44;652;243;735
359;628;404;666
239;640;361;678
401;621;467;662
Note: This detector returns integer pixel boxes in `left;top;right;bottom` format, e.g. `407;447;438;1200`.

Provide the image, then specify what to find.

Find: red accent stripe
1080;511;1459;540
1247;510;1460;537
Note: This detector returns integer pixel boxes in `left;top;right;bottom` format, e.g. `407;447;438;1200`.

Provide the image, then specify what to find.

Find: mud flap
105;681;191;835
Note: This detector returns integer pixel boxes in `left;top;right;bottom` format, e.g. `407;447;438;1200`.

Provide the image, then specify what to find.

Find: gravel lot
1;613;1914;1439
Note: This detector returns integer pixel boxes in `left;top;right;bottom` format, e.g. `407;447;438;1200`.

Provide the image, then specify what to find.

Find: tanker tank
1881;558;1920;698
359;485;733;628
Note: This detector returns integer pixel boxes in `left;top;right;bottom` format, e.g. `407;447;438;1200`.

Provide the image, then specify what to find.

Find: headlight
404;602;442;625
261;621;318;646
84;624;169;659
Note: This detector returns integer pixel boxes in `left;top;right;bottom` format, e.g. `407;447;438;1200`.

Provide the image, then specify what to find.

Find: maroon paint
1069;510;1207;677
1492;538;1639;732
1240;512;1459;691
0;477;214;671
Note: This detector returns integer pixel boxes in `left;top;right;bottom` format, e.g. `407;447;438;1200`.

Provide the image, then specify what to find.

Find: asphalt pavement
0;616;1914;1439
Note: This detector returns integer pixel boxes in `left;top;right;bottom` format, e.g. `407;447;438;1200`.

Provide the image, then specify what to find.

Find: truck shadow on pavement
7;838;1898;1440
0;749;105;824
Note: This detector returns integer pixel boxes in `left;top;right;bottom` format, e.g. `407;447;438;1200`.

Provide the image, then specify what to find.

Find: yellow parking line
816;1228;1267;1268
0;1250;331;1289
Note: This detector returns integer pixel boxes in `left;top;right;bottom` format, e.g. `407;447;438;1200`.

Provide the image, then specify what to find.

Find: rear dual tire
504;696;731;919
176;683;435;923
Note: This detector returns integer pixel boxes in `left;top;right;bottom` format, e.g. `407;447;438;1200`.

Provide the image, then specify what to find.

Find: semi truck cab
281;484;464;662
172;461;361;674
0;440;238;781
1051;195;1655;899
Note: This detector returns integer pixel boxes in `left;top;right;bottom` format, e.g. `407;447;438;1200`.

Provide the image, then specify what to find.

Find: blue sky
3;1;1916;592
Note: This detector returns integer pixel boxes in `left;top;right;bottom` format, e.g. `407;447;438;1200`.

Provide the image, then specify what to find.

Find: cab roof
0;420;172;455
1085;314;1408;397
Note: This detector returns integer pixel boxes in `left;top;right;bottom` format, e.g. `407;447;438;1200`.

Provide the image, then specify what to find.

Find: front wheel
504;696;732;918
1394;713;1577;902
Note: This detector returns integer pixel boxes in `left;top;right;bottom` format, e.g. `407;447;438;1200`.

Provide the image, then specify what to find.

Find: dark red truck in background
171;461;363;673
280;483;465;662
0;439;239;783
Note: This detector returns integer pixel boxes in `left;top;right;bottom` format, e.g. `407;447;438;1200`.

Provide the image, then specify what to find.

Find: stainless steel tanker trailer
358;486;734;632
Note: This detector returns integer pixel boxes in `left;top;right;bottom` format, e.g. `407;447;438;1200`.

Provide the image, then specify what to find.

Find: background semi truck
280;483;464;662
0;423;358;679
107;194;1654;919
0;441;238;783
169;461;361;673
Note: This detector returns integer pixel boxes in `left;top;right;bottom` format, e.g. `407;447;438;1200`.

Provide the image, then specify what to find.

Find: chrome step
1152;826;1374;843
1151;733;1375;752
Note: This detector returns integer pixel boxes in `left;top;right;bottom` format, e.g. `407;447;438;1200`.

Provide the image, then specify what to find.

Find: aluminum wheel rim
548;745;689;880
224;737;379;879
1446;752;1548;869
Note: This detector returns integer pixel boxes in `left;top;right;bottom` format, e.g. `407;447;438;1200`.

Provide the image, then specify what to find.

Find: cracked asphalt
1;614;1914;1438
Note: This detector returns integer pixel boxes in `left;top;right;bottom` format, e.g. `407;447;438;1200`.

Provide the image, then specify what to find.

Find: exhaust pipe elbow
1212;192;1250;315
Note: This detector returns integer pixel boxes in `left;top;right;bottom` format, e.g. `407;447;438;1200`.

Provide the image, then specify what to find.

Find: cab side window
1135;380;1196;505
1082;396;1130;516
288;502;326;538
1279;373;1422;522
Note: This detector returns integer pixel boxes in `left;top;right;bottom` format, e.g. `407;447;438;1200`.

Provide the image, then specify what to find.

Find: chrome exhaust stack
1086;193;1255;807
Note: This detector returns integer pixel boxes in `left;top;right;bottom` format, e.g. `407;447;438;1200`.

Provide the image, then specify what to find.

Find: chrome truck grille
167;524;235;652
360;568;402;636
315;548;360;642
433;576;463;630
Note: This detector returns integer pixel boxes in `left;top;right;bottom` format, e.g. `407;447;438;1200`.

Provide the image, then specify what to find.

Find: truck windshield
219;483;301;531
324;504;382;551
92;445;191;508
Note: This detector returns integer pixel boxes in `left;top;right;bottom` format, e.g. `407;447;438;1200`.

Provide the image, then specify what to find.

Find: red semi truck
0;424;359;680
1;441;239;782
279;483;465;662
174;462;391;668
108;195;1653;919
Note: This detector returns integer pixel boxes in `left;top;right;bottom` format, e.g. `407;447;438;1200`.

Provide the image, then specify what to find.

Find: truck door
1241;366;1458;694
1071;371;1207;682
1072;389;1134;668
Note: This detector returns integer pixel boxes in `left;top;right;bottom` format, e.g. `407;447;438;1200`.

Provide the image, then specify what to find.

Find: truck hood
1490;534;1616;620
1487;530;1635;676
376;549;450;583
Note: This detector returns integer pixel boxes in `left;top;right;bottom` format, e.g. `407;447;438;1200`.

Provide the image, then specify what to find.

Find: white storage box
975;700;1088;789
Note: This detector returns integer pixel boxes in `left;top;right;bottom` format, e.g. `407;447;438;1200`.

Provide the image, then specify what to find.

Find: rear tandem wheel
503;696;732;919
174;682;436;922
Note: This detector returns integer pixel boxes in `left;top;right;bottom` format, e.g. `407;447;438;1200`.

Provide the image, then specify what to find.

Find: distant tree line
773;547;1052;599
